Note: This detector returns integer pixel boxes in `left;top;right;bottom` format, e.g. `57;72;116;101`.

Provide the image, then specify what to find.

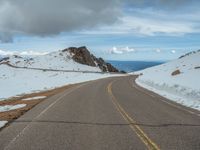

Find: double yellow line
107;82;160;150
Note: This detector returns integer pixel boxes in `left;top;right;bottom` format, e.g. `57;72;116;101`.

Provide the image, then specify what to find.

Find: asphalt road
0;76;200;150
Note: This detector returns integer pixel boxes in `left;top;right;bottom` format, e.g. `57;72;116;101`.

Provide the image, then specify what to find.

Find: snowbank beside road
135;50;200;110
0;121;8;128
0;104;26;112
22;96;47;101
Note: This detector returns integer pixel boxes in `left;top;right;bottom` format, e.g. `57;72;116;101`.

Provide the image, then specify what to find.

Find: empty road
0;76;200;150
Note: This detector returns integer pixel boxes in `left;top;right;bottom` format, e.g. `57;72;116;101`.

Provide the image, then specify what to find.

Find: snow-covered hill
0;47;122;100
0;47;119;72
1;49;101;72
135;50;200;110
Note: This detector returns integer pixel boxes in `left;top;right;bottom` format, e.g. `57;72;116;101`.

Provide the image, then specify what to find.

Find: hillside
135;50;200;110
0;47;121;100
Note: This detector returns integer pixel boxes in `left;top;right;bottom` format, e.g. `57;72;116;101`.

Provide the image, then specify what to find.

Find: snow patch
0;104;27;112
22;96;47;101
0;121;8;128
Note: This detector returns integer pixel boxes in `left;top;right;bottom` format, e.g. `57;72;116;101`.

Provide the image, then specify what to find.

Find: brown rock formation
62;46;119;72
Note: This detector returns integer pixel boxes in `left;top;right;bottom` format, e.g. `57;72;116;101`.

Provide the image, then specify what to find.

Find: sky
0;0;200;61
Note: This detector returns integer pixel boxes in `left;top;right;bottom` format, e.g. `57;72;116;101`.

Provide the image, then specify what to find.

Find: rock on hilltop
63;46;119;72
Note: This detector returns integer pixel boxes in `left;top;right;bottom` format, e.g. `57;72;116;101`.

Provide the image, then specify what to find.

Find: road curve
0;76;200;150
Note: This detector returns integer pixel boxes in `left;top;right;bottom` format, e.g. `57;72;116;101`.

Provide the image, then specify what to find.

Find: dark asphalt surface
0;76;200;150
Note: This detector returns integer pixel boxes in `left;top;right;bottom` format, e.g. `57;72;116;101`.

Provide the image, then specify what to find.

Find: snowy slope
0;47;123;100
1;50;101;72
135;50;200;110
0;64;121;100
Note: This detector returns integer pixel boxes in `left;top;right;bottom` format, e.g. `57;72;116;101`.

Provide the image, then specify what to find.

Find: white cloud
0;0;199;42
110;46;135;54
156;48;161;53
0;50;48;56
171;50;176;54
82;7;200;36
0;0;121;42
96;15;197;36
0;50;13;55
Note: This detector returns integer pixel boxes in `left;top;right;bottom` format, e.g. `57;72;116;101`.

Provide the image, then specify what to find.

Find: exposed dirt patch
0;84;76;122
171;69;181;76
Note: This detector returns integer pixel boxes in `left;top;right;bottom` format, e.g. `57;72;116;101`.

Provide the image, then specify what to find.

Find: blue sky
0;0;199;61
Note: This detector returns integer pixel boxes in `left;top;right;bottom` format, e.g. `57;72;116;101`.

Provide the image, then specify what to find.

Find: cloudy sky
0;0;199;60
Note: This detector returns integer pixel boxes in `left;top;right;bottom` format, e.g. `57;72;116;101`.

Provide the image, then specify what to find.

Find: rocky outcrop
0;57;9;63
62;46;119;72
179;49;200;59
171;69;181;76
63;46;96;66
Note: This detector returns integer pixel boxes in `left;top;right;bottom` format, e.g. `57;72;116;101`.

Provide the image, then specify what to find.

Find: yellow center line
107;81;160;150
